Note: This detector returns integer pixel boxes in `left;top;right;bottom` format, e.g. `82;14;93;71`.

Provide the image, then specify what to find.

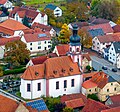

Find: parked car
102;66;108;70
112;68;117;72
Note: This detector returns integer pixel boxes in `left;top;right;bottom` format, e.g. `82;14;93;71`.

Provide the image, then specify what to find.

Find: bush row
3;68;26;75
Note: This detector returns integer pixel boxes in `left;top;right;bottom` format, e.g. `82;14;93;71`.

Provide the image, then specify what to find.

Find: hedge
3;68;26;75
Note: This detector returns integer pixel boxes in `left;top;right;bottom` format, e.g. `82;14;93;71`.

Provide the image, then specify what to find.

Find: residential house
0;36;21;59
0;0;12;10
112;25;120;33
9;6;48;26
82;99;110;112
108;42;120;65
101;106;120;112
21;33;52;54
0;11;8;22
20;56;83;99
82;71;120;101
26;55;48;67
53;44;69;56
61;93;87;111
44;4;62;17
88;17;116;27
82;23;114;35
92;33;120;53
105;94;120;108
0;19;29;37
31;22;56;37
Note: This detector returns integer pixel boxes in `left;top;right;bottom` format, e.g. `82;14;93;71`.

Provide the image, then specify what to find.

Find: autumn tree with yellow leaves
58;24;71;44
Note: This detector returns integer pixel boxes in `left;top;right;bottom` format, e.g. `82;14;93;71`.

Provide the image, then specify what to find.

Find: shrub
3;68;26;75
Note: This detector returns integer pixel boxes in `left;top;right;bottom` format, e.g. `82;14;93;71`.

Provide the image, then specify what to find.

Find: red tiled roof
17;10;26;18
21;56;81;80
61;93;87;103
83;72;98;78
0;19;29;35
0;94;19;112
82;71;108;89
97;33;120;43
82;99;110;112
56;44;69;56
82;23;113;34
31;22;52;31
82;80;97;89
65;98;85;108
0;0;7;4
32;56;48;65
112;25;120;33
0;36;21;46
101;106;120;112
82;53;91;61
24;33;51;42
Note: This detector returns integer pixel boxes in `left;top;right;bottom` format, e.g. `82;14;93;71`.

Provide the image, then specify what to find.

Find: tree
23;16;30;27
65;1;89;21
5;40;30;68
63;107;74;112
86;65;92;72
58;23;71;44
91;0;120;21
0;67;3;76
78;28;92;48
54;103;65;112
87;94;99;101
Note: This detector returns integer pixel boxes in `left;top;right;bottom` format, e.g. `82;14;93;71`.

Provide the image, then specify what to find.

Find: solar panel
26;99;48;111
38;34;47;38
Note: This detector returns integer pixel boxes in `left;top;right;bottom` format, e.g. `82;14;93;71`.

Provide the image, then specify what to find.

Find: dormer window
35;71;39;76
61;69;65;73
69;67;73;72
53;70;57;74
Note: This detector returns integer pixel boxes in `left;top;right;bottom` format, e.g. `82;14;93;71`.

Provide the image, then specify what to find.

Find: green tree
5;40;30;68
91;0;120;21
63;107;74;112
87;94;99;101
58;23;71;44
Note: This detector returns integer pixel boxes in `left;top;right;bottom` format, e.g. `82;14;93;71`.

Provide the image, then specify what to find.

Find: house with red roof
31;22;56;37
0;36;21;59
82;99;110;112
82;71;120;101
0;19;29;37
0;0;12;10
9;6;48;26
92;33;120;53
21;32;52;54
61;93;87;111
105;94;120;108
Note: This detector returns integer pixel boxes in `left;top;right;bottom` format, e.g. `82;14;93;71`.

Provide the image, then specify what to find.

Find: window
76;48;79;52
38;83;41;91
97;47;99;49
70;47;72;52
44;41;46;44
48;41;51;44
38;46;41;49
89;89;91;92
30;43;32;45
97;43;99;45
48;45;51;48
71;79;74;87
95;88;96;91
64;80;67;88
114;88;116;91
111;83;113;85
38;41;41;45
113;54;115;56
30;48;32;50
56;81;59;89
112;48;113;50
107;89;109;92
27;84;31;92
93;41;95;43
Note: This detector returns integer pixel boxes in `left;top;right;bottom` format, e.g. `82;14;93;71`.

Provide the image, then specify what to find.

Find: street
91;56;120;82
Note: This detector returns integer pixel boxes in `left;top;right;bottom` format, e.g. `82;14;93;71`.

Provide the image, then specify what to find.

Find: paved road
91;56;120;82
